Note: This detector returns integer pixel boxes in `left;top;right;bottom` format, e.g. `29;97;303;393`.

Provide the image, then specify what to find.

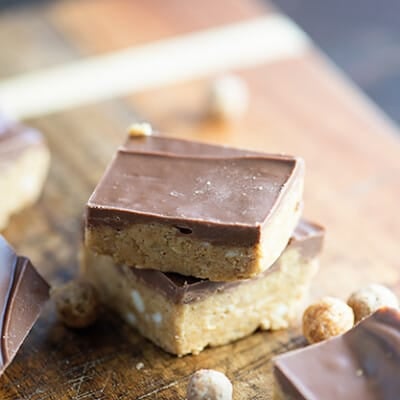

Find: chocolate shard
273;307;400;400
0;236;49;375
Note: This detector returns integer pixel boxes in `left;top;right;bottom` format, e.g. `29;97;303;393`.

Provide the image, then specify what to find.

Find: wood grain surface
1;0;400;399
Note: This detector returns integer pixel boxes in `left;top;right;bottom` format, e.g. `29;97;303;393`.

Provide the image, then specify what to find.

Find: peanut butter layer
85;135;304;280
273;308;400;400
127;220;323;304
81;220;323;355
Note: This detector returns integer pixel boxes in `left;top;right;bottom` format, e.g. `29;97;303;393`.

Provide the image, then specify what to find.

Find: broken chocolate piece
273;307;400;400
0;236;49;375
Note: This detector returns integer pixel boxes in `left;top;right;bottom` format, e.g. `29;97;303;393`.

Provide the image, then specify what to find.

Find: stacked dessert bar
81;133;324;356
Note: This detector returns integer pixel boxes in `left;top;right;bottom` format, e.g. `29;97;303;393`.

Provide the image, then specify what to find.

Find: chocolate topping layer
0;116;45;162
0;236;49;375
87;135;303;246
123;220;324;304
273;307;400;400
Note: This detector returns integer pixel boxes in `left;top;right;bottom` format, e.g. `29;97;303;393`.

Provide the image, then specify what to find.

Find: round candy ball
51;280;100;328
302;297;354;344
187;369;232;400
347;283;399;323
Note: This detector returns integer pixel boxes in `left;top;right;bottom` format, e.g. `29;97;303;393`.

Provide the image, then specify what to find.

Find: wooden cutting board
1;0;400;398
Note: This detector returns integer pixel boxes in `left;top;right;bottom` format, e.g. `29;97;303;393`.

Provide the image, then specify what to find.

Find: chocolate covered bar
0;236;49;375
81;220;323;356
85;135;304;281
0;116;50;230
273;307;400;400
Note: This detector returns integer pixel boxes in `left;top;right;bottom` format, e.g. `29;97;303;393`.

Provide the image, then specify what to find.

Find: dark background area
1;0;400;124
275;0;400;124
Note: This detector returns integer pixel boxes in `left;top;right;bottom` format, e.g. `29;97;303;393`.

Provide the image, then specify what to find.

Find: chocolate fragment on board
273;307;400;400
0;236;49;375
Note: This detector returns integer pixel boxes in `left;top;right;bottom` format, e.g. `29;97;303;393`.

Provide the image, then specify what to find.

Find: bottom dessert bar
273;307;400;400
81;220;324;356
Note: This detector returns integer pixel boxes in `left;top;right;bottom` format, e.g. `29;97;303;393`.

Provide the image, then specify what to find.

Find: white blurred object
187;369;233;400
208;74;249;121
127;122;153;137
0;15;309;119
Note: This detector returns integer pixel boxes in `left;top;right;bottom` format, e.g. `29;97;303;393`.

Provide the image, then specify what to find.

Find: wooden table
1;0;399;398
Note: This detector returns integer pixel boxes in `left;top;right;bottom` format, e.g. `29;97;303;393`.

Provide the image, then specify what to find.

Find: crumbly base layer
0;145;50;230
85;224;257;281
85;177;303;281
81;245;318;356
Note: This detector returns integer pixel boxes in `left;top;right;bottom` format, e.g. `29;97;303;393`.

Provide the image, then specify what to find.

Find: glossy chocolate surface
122;134;290;158
273;307;400;400
124;219;324;304
0;236;49;375
87;135;303;246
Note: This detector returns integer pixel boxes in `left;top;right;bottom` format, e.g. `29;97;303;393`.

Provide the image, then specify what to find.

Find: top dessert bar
273;307;400;400
0;236;49;375
85;135;304;281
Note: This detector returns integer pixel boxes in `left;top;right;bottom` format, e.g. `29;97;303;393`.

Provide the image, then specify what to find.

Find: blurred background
1;0;400;123
278;0;400;124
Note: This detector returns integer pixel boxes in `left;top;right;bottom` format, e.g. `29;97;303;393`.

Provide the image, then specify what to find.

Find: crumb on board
128;122;153;137
136;362;144;370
